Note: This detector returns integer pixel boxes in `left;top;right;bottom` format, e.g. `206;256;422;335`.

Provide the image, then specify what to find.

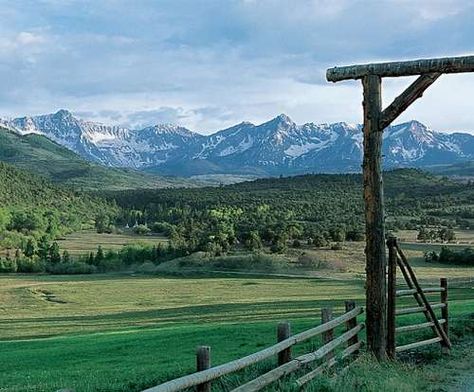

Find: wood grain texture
327;55;474;82
362;74;387;360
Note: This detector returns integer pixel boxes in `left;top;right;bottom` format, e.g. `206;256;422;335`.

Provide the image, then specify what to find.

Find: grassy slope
0;162;114;220
0;127;195;190
0;273;472;391
55;230;167;255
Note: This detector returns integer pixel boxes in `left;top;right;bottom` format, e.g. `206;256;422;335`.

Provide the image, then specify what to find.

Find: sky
1;0;474;134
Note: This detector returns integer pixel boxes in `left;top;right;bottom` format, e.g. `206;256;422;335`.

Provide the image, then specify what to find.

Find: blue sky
1;0;474;134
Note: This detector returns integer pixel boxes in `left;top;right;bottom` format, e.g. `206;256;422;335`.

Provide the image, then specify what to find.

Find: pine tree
87;252;95;265
62;250;71;263
37;236;50;262
95;245;105;264
24;239;35;258
49;242;61;264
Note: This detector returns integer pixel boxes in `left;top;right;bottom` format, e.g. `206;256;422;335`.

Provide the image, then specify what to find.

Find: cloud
0;0;474;133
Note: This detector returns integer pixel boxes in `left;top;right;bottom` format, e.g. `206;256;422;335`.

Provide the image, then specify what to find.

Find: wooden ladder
386;237;451;359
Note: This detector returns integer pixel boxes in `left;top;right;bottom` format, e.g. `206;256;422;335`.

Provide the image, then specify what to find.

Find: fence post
440;278;449;354
277;322;291;365
196;346;211;392
345;300;359;355
321;307;334;359
386;236;397;359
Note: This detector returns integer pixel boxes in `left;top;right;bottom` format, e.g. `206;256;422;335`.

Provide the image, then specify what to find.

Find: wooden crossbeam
379;72;441;130
326;55;474;82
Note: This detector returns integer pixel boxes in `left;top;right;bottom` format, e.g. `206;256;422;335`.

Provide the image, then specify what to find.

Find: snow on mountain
2;110;474;176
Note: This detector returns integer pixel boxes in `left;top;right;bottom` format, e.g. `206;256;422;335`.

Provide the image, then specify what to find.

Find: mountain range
2;110;474;177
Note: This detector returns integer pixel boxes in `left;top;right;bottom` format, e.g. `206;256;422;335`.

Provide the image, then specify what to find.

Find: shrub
17;257;45;273
134;224;151;235
47;261;96;274
0;258;17;272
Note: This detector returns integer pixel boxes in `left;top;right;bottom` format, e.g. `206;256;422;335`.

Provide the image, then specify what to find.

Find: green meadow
0;272;472;392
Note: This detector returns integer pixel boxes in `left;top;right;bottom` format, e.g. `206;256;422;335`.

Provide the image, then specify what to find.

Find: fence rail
142;302;363;392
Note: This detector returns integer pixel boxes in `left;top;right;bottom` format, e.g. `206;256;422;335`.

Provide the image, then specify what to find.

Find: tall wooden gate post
362;74;386;360
327;55;474;358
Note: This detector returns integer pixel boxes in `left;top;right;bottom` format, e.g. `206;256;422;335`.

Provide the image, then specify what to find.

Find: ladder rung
396;319;446;333
396;287;445;297
396;337;443;352
396;303;446;315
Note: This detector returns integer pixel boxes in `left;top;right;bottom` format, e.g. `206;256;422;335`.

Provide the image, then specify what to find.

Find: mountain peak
53;109;74;119
264;114;295;129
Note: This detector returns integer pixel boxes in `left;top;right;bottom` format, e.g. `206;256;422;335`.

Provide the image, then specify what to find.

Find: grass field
56;230;168;256
0;271;473;392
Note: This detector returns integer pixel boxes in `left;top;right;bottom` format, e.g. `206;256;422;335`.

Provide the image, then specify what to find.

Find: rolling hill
0;126;196;190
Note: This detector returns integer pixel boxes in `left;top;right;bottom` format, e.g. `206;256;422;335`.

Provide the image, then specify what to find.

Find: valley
0;131;473;392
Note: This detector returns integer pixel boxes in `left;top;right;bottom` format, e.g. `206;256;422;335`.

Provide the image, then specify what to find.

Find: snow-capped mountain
1;110;204;168
2;110;474;176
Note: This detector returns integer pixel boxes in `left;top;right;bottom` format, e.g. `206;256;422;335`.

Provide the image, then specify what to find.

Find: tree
87;252;95;265
95;213;110;233
24;239;35;258
62;250;71;263
439;228;456;243
245;231;263;251
95;245;105;264
49;242;61;264
37;236;50;262
417;227;428;242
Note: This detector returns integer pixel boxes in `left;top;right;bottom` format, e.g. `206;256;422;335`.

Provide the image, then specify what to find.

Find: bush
134;224;151;235
292;239;301;248
331;242;343;251
47;261;97;274
313;235;328;248
0;258;17;272
212;253;286;272
17;257;45;273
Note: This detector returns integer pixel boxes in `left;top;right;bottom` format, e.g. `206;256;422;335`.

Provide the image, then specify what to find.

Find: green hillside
427;161;474;178
0;127;195;190
0;161;117;248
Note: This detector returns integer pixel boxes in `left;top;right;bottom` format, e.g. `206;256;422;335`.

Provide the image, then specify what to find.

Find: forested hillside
0;126;195;190
106;169;474;256
0;162;117;249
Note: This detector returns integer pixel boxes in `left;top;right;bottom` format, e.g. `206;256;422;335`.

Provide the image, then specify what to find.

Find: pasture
0;270;473;392
56;230;167;256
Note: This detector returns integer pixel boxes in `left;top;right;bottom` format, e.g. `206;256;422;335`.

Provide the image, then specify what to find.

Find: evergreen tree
62;250;71;263
95;245;105;264
49;242;61;264
24;239;35;258
37;236;50;262
87;252;95;265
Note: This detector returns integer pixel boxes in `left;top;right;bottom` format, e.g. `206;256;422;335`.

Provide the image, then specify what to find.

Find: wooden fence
386;237;451;359
142;301;364;392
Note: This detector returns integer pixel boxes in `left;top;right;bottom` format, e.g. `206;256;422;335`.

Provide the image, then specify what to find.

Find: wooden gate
386;237;451;359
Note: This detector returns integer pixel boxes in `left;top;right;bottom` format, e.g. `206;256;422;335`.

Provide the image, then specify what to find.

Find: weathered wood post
326;55;474;359
321;307;334;360
345;300;359;356
196;346;211;392
440;278;449;353
386;237;397;359
362;74;387;360
277;322;291;365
